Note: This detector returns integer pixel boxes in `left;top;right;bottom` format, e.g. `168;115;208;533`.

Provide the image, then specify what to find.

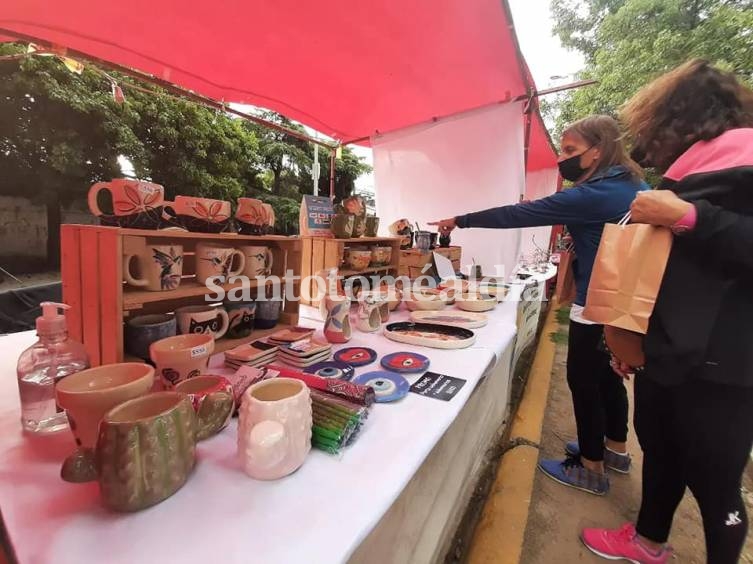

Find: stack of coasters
224;339;279;370
276;339;333;368
266;326;316;345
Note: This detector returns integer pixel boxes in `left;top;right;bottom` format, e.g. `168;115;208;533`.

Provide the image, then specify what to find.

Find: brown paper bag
583;214;673;334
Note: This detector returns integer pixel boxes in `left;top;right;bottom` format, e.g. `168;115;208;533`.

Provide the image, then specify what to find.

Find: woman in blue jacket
431;115;647;495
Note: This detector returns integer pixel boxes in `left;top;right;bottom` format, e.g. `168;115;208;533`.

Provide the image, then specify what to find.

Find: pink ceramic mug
164;196;232;233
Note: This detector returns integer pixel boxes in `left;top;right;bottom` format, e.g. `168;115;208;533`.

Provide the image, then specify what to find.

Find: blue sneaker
565;441;632;474
538;456;610;495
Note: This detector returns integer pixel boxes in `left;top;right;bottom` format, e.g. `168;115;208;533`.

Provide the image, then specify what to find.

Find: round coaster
380;351;430;374
351;371;410;403
303;361;355;381
333;347;378;367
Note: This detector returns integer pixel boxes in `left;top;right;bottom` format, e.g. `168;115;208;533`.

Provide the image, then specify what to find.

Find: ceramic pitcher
123;244;183;291
323;295;352;343
237;378;312;480
95;392;197;511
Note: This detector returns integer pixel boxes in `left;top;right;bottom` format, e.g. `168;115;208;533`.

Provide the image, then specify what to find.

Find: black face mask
558;146;594;182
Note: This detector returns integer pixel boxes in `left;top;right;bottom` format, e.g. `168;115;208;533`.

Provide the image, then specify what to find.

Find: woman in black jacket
582;60;753;564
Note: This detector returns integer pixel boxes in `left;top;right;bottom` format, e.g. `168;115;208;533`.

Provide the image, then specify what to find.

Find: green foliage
551;0;753;140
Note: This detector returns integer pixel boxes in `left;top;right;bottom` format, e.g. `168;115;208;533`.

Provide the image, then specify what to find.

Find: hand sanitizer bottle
16;302;89;434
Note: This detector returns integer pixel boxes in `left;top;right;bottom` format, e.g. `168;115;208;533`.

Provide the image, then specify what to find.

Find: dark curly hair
621;59;753;172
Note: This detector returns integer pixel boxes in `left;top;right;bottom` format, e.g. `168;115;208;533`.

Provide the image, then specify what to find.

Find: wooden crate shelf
62;224;301;366
300;236;402;307
398;246;462;279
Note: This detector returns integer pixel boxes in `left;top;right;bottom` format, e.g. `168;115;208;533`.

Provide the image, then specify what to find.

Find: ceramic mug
255;299;282;330
88;179;165;229
174;375;235;441
240;245;274;277
56;363;154;483
125;313;177;360
344;248;371;270
330;214;354;238
150;333;215;389
195;243;245;284
235;198;272;235
123;244;183;291
323;295;352;344
225;301;256;339
362;291;390;323
365;216;380;237
352;216;366;238
175;305;229;339
237;378;312;480
164;196;232;233
369;246;392;267
356;294;383;332
95;392;197;511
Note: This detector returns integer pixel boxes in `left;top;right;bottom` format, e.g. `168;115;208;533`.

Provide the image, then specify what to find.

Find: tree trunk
46;191;62;269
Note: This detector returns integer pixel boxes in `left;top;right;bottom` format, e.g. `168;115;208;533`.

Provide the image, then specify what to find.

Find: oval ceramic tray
410;310;488;329
383;322;476;350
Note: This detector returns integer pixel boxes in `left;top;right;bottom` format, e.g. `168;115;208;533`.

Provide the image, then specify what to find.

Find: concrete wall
0;195;95;261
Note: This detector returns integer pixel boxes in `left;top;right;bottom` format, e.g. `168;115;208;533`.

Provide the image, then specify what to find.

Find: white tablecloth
0;302;519;564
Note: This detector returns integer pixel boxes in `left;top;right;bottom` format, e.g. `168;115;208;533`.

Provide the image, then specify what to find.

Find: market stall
0;1;563;562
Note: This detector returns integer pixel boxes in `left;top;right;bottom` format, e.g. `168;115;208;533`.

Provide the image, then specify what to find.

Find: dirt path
520;320;753;564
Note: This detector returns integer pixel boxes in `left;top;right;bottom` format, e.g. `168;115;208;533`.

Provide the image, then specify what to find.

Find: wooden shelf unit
61;224;302;366
300;236;402;307
398;246;462;279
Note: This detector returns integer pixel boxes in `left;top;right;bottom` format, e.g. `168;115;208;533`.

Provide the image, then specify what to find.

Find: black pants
635;375;753;563
566;320;629;461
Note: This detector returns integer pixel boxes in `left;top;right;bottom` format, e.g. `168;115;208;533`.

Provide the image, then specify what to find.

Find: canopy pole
329;149;336;200
0;30;337;150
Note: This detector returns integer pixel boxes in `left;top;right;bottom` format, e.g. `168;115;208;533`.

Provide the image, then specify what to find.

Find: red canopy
0;0;556;169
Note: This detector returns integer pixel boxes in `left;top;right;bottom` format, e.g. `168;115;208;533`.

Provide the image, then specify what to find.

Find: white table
0;299;522;564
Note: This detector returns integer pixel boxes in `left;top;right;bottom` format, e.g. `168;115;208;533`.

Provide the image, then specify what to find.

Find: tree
0;44;147;265
551;0;753;137
318;147;373;203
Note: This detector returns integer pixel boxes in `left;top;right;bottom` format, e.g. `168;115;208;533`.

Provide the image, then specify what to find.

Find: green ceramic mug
365;216;380;237
330;214;354;238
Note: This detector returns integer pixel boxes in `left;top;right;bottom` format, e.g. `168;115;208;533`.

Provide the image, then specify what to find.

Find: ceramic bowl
455;293;497;312
404;289;449;311
345;248;372;271
149;333;215;389
369;246;392;267
56;363;155;452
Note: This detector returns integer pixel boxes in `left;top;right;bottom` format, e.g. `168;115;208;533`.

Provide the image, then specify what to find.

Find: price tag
190;345;208;358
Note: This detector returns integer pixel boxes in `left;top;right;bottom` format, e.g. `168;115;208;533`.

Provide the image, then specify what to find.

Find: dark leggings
566;320;629;461
635;375;753;564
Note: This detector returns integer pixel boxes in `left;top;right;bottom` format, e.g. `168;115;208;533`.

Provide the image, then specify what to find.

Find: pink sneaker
581;523;672;563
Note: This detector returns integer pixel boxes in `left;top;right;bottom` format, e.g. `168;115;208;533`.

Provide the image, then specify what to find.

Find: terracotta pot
88;179;164;229
356;295;383;332
323;295;352;344
238;378;312;480
330;214;354;238
365;216;380;237
175;375;235;440
96;392;197;511
194;243;245;285
149;333;214;389
344;248;371;271
55;363;154;482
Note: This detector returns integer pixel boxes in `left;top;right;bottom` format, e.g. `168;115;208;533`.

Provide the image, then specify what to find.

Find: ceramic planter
238;378;312;480
163;196;232;233
88;179;165;229
125;314;177;360
330;213;355;238
369;246;392;267
55;363;154;483
149;333;214;389
344;248;372;271
323;295;352;344
255;299;282;329
236;198;274;235
175;375;235;440
365;216;380;237
352;216;366;238
96;392;197;511
356;295;383;332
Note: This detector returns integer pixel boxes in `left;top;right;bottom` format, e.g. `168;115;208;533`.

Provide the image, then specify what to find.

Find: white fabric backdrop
519;167;560;259
372;102;526;276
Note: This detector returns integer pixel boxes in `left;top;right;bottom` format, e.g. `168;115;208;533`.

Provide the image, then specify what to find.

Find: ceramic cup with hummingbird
195;243;245;285
123;244;183;291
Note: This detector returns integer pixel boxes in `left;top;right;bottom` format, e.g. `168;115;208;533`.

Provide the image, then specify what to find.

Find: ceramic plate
409;310;488;329
380;351;430;374
333;347;378;367
384;322;476;350
304;361;355;381
351;371;410;403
